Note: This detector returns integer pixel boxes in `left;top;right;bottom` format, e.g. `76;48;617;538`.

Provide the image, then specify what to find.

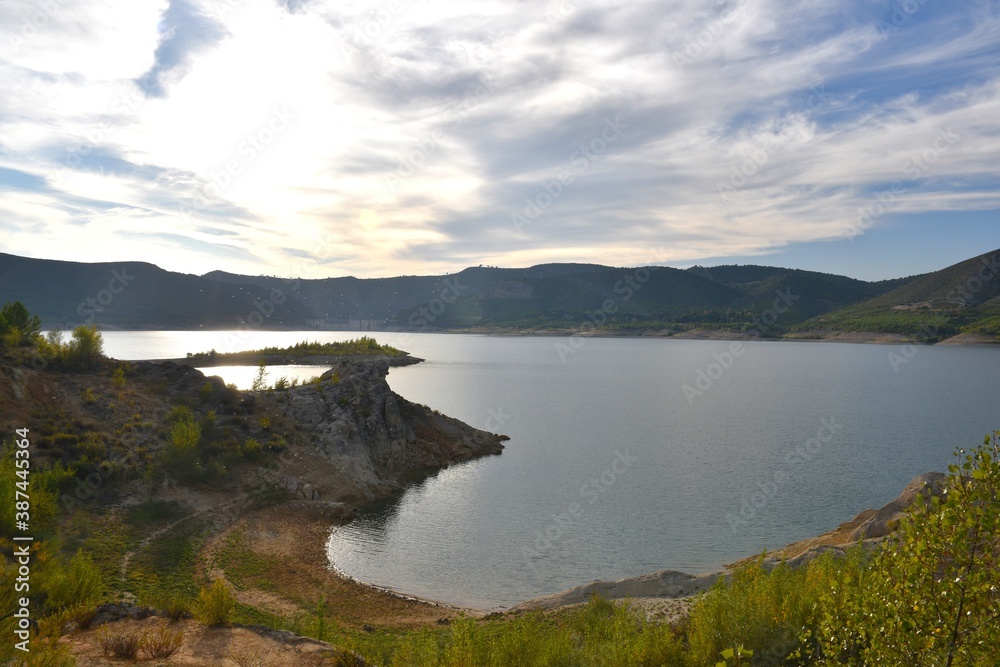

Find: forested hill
10;249;1000;337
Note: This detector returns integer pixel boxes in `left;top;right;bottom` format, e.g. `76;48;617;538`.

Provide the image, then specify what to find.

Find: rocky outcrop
844;472;947;541
512;570;720;612
272;358;506;501
132;360;229;397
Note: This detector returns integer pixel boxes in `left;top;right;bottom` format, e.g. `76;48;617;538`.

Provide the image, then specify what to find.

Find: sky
1;0;999;281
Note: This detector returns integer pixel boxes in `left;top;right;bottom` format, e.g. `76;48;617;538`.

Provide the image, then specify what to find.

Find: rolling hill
801;248;1000;339
2;249;997;339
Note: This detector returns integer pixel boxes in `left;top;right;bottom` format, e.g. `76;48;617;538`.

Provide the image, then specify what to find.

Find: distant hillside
802;248;1000;338
206;262;900;332
686;265;918;320
1;250;988;336
0;253;312;329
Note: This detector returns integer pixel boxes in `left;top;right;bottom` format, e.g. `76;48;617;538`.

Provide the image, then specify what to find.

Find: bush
162;412;203;479
45;550;105;612
687;557;814;665
815;438;1000;665
97;622;143;659
61;325;104;369
71;604;99;630
166;600;191;622
194;579;235;627
166;405;195;424
19;636;76;666
198;381;216;403
140;623;184;659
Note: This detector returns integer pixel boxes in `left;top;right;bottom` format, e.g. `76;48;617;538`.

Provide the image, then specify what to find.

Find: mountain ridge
2;249;998;339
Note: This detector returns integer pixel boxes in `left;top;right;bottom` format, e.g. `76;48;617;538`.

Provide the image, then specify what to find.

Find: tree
817;436;1000;665
62;324;104;369
0;301;42;347
251;360;268;391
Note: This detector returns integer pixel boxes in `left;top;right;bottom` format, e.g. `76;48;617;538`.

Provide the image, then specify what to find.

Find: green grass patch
123;512;207;607
216;527;281;592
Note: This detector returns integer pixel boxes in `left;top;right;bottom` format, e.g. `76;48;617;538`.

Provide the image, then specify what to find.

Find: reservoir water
102;331;1000;609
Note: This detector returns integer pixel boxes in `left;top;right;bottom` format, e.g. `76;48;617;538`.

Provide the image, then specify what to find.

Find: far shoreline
93;326;1000;347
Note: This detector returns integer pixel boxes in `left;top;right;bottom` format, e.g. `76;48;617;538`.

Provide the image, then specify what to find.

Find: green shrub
389;631;439;667
242;437;262;461
162;415;202;480
44;550;106;613
198;381;216;403
200;410;218;441
19;636;77;666
686;557;814;666
61;325;104;369
194;579;235;627
166;405;194;424
814;438;1000;665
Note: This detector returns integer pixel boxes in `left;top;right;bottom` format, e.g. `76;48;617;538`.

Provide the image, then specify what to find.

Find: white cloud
0;0;998;278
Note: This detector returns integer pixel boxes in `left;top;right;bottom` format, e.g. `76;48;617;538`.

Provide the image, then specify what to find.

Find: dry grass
141;623;184;659
96;620;184;660
229;643;269;667
97;622;143;660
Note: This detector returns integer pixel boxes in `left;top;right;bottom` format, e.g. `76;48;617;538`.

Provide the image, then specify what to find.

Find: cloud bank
0;0;998;278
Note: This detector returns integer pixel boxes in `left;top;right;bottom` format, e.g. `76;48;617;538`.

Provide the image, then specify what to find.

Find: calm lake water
102;331;1000;610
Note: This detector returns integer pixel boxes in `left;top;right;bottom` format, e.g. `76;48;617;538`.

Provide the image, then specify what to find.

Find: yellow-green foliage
0;443;73;538
61;324;104;369
686;557;816;665
195;579;235;627
344;597;684;667
813;439;1000;665
42;550;106;612
161;407;202;478
14;636;76;666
